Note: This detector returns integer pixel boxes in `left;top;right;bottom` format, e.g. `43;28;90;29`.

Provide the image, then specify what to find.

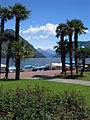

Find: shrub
0;85;89;120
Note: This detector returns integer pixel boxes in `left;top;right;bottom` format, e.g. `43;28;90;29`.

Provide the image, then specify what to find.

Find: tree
0;7;12;78
3;33;15;79
66;20;73;77
11;40;32;78
71;19;88;74
55;23;67;74
9;3;30;79
54;40;69;75
76;47;90;76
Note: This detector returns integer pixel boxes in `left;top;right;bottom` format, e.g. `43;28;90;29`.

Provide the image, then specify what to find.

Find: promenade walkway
1;70;90;86
48;78;90;86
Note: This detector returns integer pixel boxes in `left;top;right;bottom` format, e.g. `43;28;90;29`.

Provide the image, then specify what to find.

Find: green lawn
78;71;90;81
58;71;90;81
0;79;90;107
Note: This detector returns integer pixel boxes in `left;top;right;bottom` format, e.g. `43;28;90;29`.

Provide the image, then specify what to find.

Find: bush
0;85;89;120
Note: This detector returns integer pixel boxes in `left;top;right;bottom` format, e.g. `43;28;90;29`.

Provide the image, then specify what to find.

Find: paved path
1;70;90;86
47;78;90;86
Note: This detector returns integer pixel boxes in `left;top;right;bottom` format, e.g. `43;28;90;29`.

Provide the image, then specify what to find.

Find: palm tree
66;20;73;77
0;7;12;77
55;23;67;74
3;33;15;79
71;19;88;74
76;47;90;76
9;3;30;79
54;40;69;75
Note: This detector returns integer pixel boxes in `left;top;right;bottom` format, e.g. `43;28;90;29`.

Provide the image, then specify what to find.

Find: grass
57;71;90;81
0;79;90;107
78;71;90;81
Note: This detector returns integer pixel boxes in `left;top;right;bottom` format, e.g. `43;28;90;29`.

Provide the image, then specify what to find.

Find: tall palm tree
56;23;67;74
9;3;30;80
54;40;69;75
0;7;12;77
66;20;73;77
4;33;15;79
71;19;88;74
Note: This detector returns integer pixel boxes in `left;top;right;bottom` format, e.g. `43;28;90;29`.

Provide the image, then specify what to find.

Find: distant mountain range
78;41;90;48
2;29;45;58
2;30;90;58
37;41;90;58
37;48;57;58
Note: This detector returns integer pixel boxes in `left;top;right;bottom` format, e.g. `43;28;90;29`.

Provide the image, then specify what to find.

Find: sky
0;0;90;50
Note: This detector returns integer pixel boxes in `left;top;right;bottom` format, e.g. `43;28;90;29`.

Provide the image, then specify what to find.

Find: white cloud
35;45;54;50
25;36;31;41
22;23;58;35
47;46;54;50
33;36;39;39
23;25;39;34
39;35;48;39
83;29;90;34
32;35;48;40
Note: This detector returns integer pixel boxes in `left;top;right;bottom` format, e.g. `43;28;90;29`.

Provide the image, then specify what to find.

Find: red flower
1;112;5;117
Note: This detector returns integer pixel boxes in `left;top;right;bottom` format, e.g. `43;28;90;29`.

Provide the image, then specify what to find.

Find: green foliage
11;39;32;59
0;85;89;120
2;29;45;58
76;48;90;59
9;3;30;20
54;40;69;55
0;7;12;21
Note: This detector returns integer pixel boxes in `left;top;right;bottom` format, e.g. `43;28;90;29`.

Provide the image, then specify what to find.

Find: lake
1;58;90;67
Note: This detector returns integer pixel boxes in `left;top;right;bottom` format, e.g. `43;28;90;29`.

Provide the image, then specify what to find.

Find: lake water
1;57;90;67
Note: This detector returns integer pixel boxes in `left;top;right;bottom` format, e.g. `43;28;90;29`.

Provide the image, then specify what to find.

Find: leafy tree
9;3;30;79
55;23;67;74
71;19;88;74
76;47;90;76
0;6;12;77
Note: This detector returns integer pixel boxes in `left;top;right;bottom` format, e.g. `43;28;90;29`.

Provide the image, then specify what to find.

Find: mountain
37;48;57;58
2;29;45;58
37;41;90;58
78;41;90;49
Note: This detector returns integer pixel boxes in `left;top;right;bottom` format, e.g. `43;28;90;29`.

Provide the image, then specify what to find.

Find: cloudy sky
1;0;90;50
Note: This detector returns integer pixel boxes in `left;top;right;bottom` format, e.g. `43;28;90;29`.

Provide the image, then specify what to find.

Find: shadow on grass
56;74;83;79
32;75;57;80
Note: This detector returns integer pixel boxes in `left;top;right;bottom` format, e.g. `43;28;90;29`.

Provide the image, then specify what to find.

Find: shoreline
0;70;61;79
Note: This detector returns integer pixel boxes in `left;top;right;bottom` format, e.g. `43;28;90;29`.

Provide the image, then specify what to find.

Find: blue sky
0;0;90;50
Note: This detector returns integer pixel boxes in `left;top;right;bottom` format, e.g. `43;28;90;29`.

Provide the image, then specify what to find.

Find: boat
51;63;70;70
65;60;75;65
1;64;6;73
24;65;33;69
9;66;16;73
32;65;49;71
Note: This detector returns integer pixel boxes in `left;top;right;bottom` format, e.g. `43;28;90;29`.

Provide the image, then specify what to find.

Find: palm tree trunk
0;43;2;79
69;33;73;77
5;55;9;79
63;47;66;75
74;32;78;74
61;34;65;74
80;58;85;76
0;18;4;79
5;42;11;79
15;17;20;80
